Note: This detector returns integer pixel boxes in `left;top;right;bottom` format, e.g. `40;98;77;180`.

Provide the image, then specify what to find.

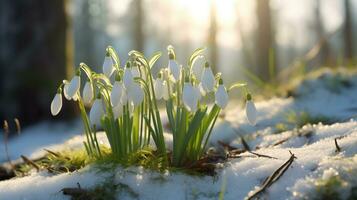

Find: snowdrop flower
112;103;123;119
131;65;141;78
245;94;257;126
201;62;215;92
154;73;165;100
82;81;94;104
50;90;62;116
183;81;199;112
110;80;124;107
215;79;229;109
123;63;134;88
162;81;170;100
63;81;71;100
67;71;81;99
90;97;104;126
168;53;181;81
127;83;144;106
154;77;165;100
103;54;114;78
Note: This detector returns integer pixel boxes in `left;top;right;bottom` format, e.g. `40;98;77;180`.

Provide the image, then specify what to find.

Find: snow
1;69;357;199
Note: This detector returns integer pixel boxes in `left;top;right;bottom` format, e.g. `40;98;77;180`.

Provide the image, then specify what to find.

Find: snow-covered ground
1;69;357;200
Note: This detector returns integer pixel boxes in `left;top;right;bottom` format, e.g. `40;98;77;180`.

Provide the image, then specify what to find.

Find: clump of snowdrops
50;45;257;167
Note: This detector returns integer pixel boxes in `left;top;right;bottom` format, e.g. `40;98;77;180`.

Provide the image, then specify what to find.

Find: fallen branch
245;151;297;200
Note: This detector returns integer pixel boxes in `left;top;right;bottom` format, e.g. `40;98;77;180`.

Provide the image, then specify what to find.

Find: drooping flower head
215;78;229;109
82;81;94;104
154;72;165;100
103;51;115;78
67;69;81;100
50;88;63;116
201;62;215;93
182;77;199;112
110;74;124;107
167;46;181;81
90;95;104;126
123;62;134;89
245;93;257;126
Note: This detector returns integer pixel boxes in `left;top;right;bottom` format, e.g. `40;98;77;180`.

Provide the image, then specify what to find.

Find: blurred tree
208;0;218;73
0;0;74;127
75;0;96;68
344;0;353;65
256;0;275;81
314;0;332;67
132;0;144;52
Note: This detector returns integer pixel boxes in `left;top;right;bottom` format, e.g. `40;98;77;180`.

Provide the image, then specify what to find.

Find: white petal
82;82;93;104
123;68;134;88
246;100;257;126
128;83;144;106
194;85;202;101
103;56;114;77
110;81;123;106
50;93;62;116
168;60;180;81
183;83;197;112
162;81;170;100
90;99;104;126
113;104;123;119
72;94;79;101
131;66;140;77
215;85;229;109
201;67;215;92
67;76;81;99
63;82;71;100
154;79;164;100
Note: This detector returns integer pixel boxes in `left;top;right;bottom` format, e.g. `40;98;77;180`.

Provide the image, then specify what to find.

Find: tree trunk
256;0;274;81
314;0;332;67
344;0;353;65
0;0;73;127
208;0;218;73
133;0;144;52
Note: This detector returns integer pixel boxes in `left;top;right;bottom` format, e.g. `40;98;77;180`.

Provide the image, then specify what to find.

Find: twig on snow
245;151;297;200
21;155;40;172
334;138;341;152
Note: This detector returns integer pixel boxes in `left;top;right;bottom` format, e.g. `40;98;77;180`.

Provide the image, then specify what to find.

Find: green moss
286;111;335;128
314;175;344;200
69;179;139;200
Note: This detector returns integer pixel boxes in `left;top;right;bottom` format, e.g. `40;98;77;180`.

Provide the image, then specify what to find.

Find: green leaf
228;82;247;92
188;47;205;69
149;52;162;69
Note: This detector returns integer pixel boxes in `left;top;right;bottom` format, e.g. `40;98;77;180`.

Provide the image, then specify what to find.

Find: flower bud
67;75;81;99
110;81;124;107
215;83;229;109
245;96;257;126
154;78;164;100
103;55;114;78
168;59;181;81
183;82;199;112
82;81;94;104
50;93;62;116
90;98;104;126
201;62;215;92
